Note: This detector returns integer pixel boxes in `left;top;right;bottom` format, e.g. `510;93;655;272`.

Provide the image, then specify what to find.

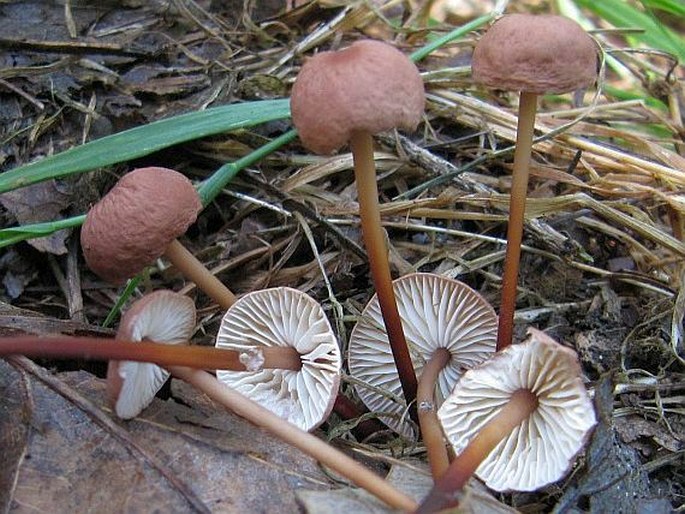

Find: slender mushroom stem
0;336;301;371
496;91;538;351
415;388;539;514
164;239;237;309
350;130;418;419
171;366;418;512
333;395;386;440
417;348;451;479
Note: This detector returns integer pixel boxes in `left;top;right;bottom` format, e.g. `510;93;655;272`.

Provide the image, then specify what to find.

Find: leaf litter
0;0;684;512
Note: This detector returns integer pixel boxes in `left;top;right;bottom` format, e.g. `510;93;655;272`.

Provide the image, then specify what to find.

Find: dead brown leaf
0;356;335;513
298;459;518;514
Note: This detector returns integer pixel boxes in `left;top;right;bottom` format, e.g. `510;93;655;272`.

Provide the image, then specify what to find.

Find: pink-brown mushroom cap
290;39;425;155
81;167;202;285
472;14;599;94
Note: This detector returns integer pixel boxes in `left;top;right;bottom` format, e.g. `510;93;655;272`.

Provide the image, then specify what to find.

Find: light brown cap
438;328;596;491
107;290;196;419
81;167;202;285
215;287;341;431
290;39;425;154
348;273;497;439
472;14;598;94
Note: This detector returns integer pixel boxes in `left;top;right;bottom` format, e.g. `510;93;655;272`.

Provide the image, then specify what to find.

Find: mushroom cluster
6;21;601;513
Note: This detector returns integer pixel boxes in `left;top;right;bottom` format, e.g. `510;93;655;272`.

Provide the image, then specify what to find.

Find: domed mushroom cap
348;273;497;438
438;328;596;492
472;14;598;94
107;290;196;419
290;39;425;155
215;287;341;431
81;167;202;285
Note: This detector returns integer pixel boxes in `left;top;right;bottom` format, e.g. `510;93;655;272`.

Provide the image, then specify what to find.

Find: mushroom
416;328;596;512
81;166;236;309
348;272;497;470
107;289;196;418
471;15;599;350
216;287;341;431
290;40;426;413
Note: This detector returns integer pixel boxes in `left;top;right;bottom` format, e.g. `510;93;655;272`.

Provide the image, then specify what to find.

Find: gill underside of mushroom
350;130;419;418
416;388;539;513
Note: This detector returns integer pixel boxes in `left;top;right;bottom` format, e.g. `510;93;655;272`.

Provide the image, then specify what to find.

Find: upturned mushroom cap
215;287;341;431
107;290;196;419
437;328;596;492
81;166;202;285
348;273;497;438
290;39;425;154
472;14;598;94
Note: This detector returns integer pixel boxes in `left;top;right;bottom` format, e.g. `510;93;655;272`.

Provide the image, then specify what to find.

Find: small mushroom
107;290;196;419
291;40;425;413
216;287;341;431
417;328;596;512
348;273;497;445
471;15;599;350
81;166;236;309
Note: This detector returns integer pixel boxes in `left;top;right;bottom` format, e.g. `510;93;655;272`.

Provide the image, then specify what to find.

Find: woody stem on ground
416;348;452;479
0;336;302;371
350;130;419;419
496;91;538;351
415;388;539;514
164;239;236;310
171;366;418;512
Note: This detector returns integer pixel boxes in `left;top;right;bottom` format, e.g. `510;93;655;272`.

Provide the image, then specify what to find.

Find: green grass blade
197;129;298;206
0;99;291;195
102;276;141;328
0;215;87;248
410;13;495;63
641;0;685;17
0;130;298;249
574;0;685;62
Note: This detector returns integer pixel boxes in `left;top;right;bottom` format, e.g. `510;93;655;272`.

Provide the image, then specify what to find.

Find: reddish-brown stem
333;394;386;440
417;348;451;479
497;91;539;352
164;239;237;310
0;336;302;371
171;366;418;512
350;130;418;421
415;388;539;513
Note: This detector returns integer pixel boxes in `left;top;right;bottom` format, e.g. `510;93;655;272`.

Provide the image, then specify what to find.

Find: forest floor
0;1;683;513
